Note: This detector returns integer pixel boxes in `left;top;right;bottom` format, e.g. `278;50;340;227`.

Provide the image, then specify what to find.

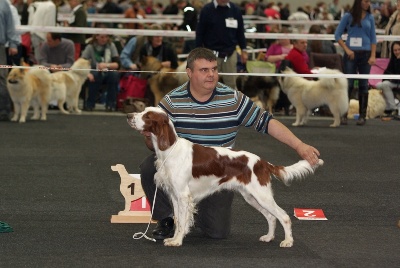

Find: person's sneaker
152;217;174;240
356;117;366;126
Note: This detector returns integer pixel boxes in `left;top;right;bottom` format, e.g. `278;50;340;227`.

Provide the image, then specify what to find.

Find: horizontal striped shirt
158;82;273;148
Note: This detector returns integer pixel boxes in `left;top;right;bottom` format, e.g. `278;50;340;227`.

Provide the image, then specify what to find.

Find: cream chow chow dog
50;58;91;114
7;67;52;123
347;89;386;119
280;68;349;127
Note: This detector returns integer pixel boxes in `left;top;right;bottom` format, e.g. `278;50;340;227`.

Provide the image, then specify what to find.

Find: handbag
117;74;148;109
246;60;276;74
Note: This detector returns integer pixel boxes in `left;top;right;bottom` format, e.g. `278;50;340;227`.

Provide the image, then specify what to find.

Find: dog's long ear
156;117;176;151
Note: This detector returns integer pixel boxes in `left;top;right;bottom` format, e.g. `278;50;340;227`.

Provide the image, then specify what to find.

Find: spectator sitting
288;7;310;33
98;0;123;27
307;25;336;57
285;39;313;76
380;0;400;58
124;0;146;29
376;41;400;116
263;2;280;32
38;33;75;72
120;35;146;71
81;32;120;112
265;28;293;70
163;0;179;14
139;24;178;70
144;0;156;14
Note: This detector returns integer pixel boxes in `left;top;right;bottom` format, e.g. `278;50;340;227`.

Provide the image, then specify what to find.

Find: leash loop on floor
133;139;180;242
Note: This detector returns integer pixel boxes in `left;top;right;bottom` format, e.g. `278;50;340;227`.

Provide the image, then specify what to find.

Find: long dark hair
349;0;371;26
309;25;322;53
390;41;400;59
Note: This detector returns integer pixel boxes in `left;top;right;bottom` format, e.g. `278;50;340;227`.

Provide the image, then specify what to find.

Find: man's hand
241;50;248;64
295;142;320;166
87;73;95;82
8;48;18;56
345;49;355;60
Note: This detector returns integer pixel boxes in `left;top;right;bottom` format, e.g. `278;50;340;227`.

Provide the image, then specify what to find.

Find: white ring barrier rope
0;65;396;80
57;14;275;20
15;26;398;41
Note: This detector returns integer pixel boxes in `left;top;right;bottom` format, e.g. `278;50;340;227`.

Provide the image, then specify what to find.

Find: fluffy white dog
347;89;386;119
280;68;349;127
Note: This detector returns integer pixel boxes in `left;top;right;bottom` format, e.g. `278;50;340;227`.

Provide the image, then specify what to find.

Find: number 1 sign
294;208;328;220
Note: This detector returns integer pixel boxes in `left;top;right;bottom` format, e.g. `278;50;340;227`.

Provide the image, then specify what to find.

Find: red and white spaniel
127;107;323;247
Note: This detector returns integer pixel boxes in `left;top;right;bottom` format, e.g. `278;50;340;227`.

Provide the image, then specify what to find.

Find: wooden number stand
110;164;155;224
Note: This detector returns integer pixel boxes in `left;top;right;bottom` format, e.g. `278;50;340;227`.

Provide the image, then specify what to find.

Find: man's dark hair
49;32;62;41
186;48;216;70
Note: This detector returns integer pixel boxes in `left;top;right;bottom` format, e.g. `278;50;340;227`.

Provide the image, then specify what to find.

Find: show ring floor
0;112;399;267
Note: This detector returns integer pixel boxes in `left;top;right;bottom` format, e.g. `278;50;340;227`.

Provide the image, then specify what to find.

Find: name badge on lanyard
349;37;362;47
225;18;238;28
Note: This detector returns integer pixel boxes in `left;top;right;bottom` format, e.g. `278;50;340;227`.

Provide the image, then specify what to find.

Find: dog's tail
273;159;324;186
318;69;348;91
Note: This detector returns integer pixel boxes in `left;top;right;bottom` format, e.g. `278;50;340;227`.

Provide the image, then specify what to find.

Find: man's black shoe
152;217;174;240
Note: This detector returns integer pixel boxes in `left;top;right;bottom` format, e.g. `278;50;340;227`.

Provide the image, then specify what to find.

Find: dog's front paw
164;238;182;247
18;117;26;123
279;239;293;248
259;234;274;243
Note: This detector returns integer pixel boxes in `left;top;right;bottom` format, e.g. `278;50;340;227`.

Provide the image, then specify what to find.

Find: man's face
294;39;307;52
187;59;218;92
68;0;78;8
216;0;230;6
46;34;59;48
151;36;163;48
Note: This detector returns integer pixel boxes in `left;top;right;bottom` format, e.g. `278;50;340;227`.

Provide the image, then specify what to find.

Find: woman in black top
376;41;400;116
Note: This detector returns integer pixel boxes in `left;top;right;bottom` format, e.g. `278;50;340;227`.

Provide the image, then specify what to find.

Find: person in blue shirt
335;0;377;126
120;35;146;72
0;0;19;121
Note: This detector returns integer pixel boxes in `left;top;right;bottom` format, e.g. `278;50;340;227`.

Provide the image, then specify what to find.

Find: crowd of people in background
1;0;400;119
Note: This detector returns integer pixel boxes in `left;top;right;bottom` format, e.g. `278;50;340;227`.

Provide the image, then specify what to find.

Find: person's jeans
376;80;400;110
343;51;372;96
86;70;119;109
0;44;11;117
